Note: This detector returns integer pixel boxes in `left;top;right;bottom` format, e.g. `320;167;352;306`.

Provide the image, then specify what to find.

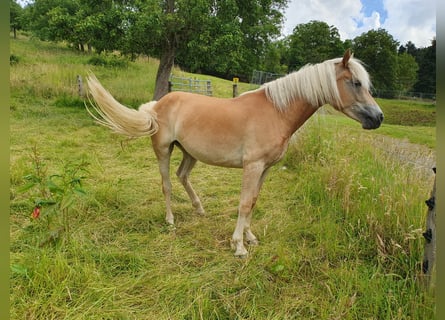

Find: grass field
10;35;436;319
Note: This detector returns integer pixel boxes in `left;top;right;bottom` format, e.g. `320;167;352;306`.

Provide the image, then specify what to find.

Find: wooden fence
168;75;212;96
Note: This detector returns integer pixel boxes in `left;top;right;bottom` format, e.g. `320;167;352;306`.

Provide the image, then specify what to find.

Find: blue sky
361;0;387;23
284;0;436;48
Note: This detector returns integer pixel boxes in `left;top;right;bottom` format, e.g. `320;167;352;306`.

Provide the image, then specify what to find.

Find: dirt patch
371;134;436;177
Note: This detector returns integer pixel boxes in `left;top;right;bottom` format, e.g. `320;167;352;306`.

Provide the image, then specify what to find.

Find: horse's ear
342;49;352;67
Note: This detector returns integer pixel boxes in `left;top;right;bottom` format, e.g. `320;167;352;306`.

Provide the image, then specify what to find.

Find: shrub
87;54;129;68
10;54;20;65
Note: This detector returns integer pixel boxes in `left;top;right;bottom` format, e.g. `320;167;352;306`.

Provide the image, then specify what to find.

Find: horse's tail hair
86;74;159;137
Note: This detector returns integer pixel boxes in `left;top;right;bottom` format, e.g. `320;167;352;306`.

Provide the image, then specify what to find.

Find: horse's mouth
360;111;384;130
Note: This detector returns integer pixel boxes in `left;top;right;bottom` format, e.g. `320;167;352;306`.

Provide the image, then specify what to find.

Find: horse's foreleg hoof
231;241;248;258
195;207;205;215
234;252;248;259
165;215;175;226
234;247;248;258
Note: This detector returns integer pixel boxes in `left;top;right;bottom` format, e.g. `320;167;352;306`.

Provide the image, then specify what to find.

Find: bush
10;54;20;65
87;54;129;68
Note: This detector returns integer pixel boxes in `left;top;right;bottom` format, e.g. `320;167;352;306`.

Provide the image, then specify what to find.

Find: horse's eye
353;80;362;88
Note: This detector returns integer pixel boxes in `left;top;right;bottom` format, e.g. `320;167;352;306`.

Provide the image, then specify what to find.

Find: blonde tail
86;74;159;137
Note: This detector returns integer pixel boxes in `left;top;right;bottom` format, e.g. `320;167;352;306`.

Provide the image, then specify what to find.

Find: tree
172;0;288;84
22;0;132;53
352;29;399;96
10;0;23;39
260;38;289;74
128;0;288;99
396;52;418;93
123;0;215;99
21;0;77;42
413;38;436;96
287;20;345;71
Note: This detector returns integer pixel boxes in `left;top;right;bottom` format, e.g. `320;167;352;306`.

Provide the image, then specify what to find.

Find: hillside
10;36;436;319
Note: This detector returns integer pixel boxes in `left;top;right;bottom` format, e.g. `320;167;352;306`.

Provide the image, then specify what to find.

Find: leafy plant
18;146;89;244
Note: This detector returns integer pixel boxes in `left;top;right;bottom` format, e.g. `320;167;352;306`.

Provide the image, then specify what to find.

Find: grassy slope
10;36;436;319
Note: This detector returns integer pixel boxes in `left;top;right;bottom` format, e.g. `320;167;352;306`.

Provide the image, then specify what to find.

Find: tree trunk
153;0;176;101
153;42;175;100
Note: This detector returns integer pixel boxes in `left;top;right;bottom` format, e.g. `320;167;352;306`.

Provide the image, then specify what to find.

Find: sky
283;0;436;48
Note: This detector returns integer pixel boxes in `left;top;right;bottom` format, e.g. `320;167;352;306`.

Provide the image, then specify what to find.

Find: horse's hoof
247;238;259;246
233;247;248;258
195;208;205;215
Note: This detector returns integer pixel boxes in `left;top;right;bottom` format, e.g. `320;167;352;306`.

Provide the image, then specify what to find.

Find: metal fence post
422;167;436;288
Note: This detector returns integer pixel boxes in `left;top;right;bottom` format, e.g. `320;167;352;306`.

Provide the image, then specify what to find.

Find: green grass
376;98;436;127
10;35;436;319
321;111;436;149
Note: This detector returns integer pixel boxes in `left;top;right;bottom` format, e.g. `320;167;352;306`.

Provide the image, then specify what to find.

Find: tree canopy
287;20;345;70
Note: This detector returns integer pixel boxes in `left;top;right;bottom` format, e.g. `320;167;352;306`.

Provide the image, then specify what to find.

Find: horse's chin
346;105;383;130
362;122;381;130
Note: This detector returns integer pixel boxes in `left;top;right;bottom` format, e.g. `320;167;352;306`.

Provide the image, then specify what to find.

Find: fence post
206;80;212;96
232;77;239;97
77;75;84;98
422;167;436;288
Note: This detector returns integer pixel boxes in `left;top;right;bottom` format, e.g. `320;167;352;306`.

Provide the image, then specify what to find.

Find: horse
86;49;383;257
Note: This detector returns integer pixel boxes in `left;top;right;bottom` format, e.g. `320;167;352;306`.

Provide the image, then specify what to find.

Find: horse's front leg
232;163;267;257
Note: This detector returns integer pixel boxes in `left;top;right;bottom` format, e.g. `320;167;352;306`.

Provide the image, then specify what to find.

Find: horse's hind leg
154;143;175;225
176;148;205;215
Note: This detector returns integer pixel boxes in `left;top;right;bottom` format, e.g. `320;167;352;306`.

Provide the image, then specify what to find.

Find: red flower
31;206;41;219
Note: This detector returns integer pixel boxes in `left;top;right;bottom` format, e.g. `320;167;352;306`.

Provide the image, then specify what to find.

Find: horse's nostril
379;113;384;122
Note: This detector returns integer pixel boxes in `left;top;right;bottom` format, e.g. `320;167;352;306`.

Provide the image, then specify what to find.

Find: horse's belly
179;140;244;168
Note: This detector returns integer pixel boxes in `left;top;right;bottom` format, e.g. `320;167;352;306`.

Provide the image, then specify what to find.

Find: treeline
10;0;435;99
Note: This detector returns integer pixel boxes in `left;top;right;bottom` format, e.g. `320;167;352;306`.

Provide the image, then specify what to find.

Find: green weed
16;145;89;246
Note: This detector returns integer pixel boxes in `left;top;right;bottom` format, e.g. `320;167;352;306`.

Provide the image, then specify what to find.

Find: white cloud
381;0;436;47
283;0;363;40
283;0;436;48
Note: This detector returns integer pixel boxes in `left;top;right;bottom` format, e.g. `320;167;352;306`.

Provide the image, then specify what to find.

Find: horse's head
332;50;384;130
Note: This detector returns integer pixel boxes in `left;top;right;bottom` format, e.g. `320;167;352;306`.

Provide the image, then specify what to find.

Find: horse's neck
280;100;318;136
240;88;318;137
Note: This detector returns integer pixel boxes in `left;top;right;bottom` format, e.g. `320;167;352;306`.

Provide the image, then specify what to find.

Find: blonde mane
263;57;371;111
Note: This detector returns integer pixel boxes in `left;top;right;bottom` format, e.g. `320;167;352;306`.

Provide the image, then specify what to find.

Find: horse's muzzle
361;111;384;129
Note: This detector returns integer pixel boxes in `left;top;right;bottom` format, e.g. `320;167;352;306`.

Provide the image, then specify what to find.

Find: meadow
10;35;436;319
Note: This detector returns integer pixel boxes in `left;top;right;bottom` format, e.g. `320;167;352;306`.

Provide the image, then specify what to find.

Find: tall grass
10;35;435;319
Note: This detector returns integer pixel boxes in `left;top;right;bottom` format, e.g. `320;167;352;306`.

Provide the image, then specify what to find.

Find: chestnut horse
86;50;383;257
